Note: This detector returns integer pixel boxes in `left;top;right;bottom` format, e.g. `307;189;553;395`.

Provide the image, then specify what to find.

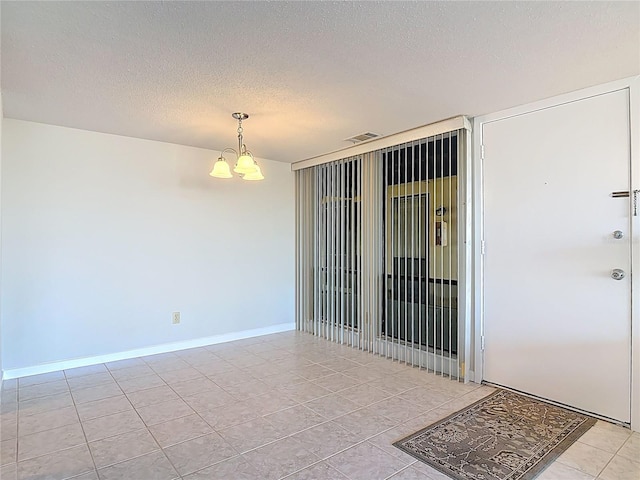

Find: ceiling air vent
344;132;380;144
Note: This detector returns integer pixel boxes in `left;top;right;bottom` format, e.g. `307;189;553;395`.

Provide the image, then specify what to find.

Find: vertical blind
296;128;470;381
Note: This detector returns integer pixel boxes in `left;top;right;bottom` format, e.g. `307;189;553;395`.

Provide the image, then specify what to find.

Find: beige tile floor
0;331;638;480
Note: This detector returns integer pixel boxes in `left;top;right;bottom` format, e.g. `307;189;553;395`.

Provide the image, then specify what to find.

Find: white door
482;89;631;423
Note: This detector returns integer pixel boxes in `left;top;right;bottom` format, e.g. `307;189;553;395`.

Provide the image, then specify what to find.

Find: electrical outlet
172;312;180;324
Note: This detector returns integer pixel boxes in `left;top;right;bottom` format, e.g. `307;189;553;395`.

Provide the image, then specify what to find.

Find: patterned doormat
393;389;597;480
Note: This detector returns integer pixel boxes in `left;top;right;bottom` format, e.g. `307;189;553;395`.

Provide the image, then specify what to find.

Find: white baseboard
2;322;295;380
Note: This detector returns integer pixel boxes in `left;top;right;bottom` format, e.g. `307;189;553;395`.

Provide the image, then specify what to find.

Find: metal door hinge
634;189;639;216
480;144;485;160
481;240;486;255
481;335;485;351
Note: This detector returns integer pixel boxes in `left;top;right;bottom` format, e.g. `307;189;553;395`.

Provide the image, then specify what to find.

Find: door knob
611;269;625;280
613;230;624;239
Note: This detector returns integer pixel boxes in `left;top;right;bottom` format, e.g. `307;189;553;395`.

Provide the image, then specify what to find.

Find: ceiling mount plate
232;112;249;120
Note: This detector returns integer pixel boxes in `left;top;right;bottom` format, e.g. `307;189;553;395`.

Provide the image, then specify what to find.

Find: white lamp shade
210;158;232;178
243;165;264;181
234;153;257;174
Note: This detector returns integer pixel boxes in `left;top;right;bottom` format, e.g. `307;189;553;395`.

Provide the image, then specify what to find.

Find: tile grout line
61;361;172;475
67;363;107;479
164;341;303;476
12;371;98;477
382;463;412;480
101;359;180;478
9;331;633;480
151;367;246;477
81;361;196;475
134;349;388;477
589;427;635;479
10;366;466;443
14;379;21;470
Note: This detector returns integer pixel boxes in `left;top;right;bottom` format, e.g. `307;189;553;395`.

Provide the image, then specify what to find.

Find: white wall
0;94;3;379
1;119;295;371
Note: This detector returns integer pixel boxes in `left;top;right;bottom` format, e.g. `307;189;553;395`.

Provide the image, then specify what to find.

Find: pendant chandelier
209;112;264;180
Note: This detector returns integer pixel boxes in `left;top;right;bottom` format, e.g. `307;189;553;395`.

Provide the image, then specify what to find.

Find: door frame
471;76;640;431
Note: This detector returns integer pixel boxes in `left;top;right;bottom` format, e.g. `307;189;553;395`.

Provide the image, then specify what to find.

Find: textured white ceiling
2;1;639;163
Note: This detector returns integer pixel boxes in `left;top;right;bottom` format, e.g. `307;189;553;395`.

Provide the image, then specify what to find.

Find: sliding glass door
383;133;459;373
295;127;468;381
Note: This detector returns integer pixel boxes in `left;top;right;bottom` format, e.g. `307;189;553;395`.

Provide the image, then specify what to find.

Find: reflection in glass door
383;133;459;372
